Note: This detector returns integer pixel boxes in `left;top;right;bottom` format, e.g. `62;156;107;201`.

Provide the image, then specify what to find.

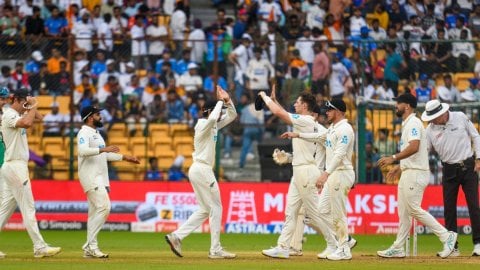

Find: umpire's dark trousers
442;157;480;245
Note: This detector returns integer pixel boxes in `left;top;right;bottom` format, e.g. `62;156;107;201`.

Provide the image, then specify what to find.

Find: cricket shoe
262;246;289;259
289;247;303;256
83;246;109;258
317;246;336;259
348;236;358;249
0;251;5;258
377;247;406;258
437;231;458;258
34;246;62;258
208;249;237;259
450;248;460;257
326;247;352;261
473;243;480;256
165;233;183;257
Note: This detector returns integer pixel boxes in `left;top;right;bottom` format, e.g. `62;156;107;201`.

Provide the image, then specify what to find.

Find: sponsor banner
4;181;474;234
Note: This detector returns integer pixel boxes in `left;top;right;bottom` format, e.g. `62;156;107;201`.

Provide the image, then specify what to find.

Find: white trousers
174;162;223;253
392;169;449;249
278;164;337;249
0;161;46;249
84;186;111;250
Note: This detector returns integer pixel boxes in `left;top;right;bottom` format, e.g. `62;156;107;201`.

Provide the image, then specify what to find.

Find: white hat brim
421;103;449;121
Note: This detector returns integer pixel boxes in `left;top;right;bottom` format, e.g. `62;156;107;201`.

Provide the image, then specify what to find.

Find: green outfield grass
0;231;479;269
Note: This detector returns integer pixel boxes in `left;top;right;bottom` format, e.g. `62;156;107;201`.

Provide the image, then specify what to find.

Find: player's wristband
392;154;397;161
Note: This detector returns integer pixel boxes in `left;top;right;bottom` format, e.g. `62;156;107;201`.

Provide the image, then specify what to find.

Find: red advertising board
5;181;473;234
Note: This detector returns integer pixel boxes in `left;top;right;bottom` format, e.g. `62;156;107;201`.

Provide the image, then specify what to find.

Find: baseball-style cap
393;92;417;108
81;106;104;121
13;88;31;98
325;99;347;112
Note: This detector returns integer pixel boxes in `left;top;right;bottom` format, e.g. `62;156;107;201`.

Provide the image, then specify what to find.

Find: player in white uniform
282;99;356;260
377;93;457;258
166;86;237;259
261;88;337;259
0;89;61;258
77;106;139;258
0;87;11;259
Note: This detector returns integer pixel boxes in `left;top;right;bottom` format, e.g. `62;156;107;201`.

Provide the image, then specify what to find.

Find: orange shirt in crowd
47;57;69;74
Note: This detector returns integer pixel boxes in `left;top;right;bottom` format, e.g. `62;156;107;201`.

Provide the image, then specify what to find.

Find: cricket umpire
422;99;480;256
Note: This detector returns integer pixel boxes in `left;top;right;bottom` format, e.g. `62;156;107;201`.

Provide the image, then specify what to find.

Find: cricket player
0;87;11;258
0;88;61;258
78;105;140;258
261;87;337;259
282;99;356;260
166;86;237;259
377;93;457;258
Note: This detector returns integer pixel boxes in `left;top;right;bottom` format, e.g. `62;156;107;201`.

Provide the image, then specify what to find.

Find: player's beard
93;119;104;128
395;107;404;117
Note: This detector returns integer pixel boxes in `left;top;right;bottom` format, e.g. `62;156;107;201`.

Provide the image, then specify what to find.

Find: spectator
203;74;228;98
130;14;148;69
101;0;116;16
91;5;103;30
144;157;163;181
387;0;407;27
90;51;107;86
421;4;436;31
110;6;128;57
146;13;168;69
0;5;20;36
229;34;251;102
246;47;275;98
369;19;387;42
97;59;119;90
43;102;64;137
97;13;114;56
29;63;50;95
257;0;283;35
323;13;344;46
433;29;453;73
187;19;206;65
205;24;228;78
311;40;330;96
367;3;389;30
33;154;54;180
329;52;350;99
158;62;178;92
350;26;378;66
261;22;285;67
288;49;310;84
295;27;315;71
53;61;70;95
404;0;425;20
239;95;264;169
165;90;184;124
170;1;187;58
350;7;367;37
282;14;302;40
24;6;45;50
448;16;472;40
376;80;395;100
374;128;394;159
414;73;435;103
44;6;68;52
167;155;187;181
47;47;69;75
365;142;382;183
426;18;449;40
176;49;194;75
0;66;14;90
11;62;30;91
233;8;248;39
306;1;327;31
123;74;143;97
146;94;166;123
155;50;177;75
178;63;203;95
414;37;436;78
18;0;34;20
469;5;480;38
118;62;136;91
104;81;123;122
73;55;89;86
124;93;146;136
142;77;163;107
98;75;121;104
436;74;461;103
452;29;475;72
384;43;407;97
26;51;43;77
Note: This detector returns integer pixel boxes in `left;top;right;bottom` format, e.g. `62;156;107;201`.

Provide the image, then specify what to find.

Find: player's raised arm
259;84;291;125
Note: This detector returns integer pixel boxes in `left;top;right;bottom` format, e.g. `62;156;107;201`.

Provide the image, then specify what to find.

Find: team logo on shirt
341;135;348;144
411;128;418;136
292;114;300;119
325;140;332;148
79;137;85;144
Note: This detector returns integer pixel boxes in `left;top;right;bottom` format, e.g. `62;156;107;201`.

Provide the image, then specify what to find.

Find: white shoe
450;248;460;257
208;249;236;259
377;247;406;258
289;247;303;256
34;246;62;258
472;243;480;256
83;246;109;258
262;246;289;259
437;231;458;258
246;153;255;161
348;236;358;249
0;251;5;258
317;246;336;259
165;233;183;257
326;247;352;261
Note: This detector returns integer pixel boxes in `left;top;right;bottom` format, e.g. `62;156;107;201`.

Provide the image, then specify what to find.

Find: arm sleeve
77;132;101;157
325;128;353;174
406;121;422;143
298;130;327;143
425;126;433;153
464;114;480;157
218;100;238;130
3;111;20;128
197;101;224;133
106;153;123;161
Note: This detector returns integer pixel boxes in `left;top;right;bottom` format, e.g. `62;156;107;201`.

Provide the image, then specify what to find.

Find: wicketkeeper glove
272;148;293;165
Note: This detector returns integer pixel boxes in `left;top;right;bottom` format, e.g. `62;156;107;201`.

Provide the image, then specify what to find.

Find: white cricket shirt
290;113;317;167
400;113;429;171
1;107;29;162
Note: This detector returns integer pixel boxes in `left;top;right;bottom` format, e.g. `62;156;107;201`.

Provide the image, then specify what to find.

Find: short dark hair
299;92;316;112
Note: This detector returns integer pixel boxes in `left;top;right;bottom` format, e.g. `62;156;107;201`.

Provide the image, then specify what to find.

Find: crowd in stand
1;0;480;182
